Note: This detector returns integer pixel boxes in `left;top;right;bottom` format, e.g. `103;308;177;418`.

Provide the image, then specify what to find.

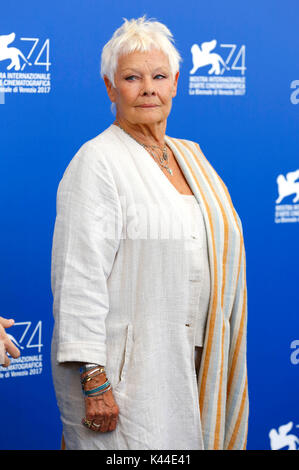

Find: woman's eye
125;75;138;81
154;74;166;79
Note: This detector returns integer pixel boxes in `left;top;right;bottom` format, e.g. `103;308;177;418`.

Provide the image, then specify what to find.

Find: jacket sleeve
224;217;249;450
51;142;122;366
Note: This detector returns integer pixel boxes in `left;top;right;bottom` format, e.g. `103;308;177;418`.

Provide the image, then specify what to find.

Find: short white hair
100;16;182;87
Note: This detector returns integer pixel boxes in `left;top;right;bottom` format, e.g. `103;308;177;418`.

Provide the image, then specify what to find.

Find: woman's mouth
136;104;159;108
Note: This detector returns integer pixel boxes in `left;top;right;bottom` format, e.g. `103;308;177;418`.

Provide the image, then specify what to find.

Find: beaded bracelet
83;379;111;397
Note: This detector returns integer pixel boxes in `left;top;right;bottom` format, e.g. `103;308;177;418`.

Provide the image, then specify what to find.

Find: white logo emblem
275;169;299;223
188;40;246;96
190;40;230;76
269;422;299;450
0;32;32;71
276;169;299;204
0;33;51;97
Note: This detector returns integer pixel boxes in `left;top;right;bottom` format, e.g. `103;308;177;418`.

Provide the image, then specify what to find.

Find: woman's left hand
82;371;119;432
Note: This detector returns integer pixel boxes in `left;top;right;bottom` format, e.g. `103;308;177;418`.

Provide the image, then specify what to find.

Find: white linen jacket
51;124;249;450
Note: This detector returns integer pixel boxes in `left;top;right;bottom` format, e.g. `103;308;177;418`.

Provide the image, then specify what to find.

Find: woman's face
104;49;179;126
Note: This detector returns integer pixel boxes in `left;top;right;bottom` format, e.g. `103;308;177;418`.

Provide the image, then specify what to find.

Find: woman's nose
141;78;156;95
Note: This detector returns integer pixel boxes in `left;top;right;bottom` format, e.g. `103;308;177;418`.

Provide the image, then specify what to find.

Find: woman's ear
103;76;116;103
172;71;180;98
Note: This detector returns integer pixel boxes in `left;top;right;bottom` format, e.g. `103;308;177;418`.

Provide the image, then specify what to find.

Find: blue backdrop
0;0;298;450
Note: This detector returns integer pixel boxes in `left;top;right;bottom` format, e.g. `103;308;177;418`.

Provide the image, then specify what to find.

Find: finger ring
83;418;93;429
92;421;101;429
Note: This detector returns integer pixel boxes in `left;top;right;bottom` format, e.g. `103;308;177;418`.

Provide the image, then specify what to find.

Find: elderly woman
51;17;249;450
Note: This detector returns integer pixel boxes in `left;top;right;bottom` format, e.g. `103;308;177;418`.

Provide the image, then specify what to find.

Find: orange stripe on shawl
197;145;248;445
195;143;244;288
180;140;231;449
227;251;247;395
227;375;248;449
226;269;248;448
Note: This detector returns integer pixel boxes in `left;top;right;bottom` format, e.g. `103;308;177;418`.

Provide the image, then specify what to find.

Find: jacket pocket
114;323;133;393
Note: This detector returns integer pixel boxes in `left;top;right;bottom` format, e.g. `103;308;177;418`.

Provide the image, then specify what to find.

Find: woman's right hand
0;317;21;366
82;371;119;433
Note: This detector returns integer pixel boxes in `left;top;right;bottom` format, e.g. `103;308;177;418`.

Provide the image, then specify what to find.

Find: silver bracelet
80;367;106;386
79;363;104;375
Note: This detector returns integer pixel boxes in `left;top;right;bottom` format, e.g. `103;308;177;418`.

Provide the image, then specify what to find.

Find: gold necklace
115;121;173;176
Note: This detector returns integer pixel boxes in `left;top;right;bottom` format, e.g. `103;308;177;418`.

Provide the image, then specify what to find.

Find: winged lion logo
190;39;230;75
276;169;299;204
0;32;32;71
269;422;299;450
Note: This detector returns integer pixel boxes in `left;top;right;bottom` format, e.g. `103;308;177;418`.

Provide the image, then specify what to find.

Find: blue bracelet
85;384;112;398
83;379;111;397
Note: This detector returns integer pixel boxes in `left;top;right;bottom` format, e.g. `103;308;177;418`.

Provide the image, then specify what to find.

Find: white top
51;124;247;450
181;194;211;347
